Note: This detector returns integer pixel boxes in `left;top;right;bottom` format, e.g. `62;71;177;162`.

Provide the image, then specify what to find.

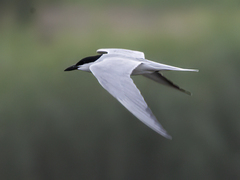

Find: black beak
64;65;78;71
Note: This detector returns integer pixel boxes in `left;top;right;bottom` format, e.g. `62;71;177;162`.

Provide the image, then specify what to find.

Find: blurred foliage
1;1;240;180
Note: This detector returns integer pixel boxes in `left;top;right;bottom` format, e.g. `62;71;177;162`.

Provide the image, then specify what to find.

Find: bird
65;48;198;139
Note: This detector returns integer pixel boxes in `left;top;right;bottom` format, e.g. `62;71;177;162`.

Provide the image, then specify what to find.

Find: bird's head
64;55;102;72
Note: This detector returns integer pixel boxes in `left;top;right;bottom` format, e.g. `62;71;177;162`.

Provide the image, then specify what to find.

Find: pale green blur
1;1;240;180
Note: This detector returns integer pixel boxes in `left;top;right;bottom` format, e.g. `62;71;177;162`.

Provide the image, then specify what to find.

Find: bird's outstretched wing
90;56;172;139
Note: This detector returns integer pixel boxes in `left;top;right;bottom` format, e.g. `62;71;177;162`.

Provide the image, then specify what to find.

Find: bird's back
97;48;145;59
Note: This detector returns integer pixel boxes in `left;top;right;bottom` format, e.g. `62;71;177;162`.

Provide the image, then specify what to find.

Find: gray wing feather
90;57;171;139
143;72;192;95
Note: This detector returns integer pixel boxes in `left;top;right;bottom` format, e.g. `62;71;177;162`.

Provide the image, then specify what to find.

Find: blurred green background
1;0;240;179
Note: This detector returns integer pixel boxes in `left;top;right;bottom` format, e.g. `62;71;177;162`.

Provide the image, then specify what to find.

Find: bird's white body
79;48;197;74
65;48;198;139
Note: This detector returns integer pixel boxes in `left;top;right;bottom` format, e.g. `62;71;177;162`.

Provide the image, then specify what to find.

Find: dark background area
1;0;240;179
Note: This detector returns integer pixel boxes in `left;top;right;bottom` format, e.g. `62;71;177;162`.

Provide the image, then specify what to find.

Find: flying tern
65;48;198;139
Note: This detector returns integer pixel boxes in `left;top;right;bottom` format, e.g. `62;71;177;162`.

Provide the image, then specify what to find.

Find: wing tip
181;89;192;96
161;132;172;140
96;48;108;54
155;128;172;139
164;134;172;140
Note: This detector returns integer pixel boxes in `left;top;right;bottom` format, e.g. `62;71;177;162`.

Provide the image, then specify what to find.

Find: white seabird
65;48;198;139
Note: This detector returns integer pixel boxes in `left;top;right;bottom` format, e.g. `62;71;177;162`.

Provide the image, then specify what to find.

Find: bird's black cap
64;54;102;72
75;55;102;66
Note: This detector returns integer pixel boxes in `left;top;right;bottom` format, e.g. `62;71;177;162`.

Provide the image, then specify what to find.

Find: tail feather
145;59;199;72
